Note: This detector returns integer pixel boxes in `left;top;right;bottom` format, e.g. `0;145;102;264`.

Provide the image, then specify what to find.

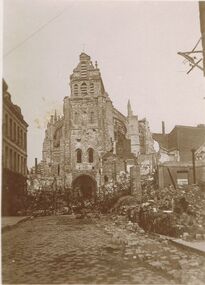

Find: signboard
177;179;188;186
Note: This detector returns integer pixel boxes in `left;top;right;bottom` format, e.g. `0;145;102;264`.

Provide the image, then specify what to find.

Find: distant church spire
127;99;133;117
54;110;57;122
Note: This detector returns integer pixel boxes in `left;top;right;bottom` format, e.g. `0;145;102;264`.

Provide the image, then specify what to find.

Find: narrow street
2;216;174;284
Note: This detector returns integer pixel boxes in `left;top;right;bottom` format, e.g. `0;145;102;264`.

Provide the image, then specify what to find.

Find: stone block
195;233;203;240
183;232;190;240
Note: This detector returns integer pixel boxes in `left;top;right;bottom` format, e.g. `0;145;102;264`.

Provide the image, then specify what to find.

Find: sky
3;0;205;167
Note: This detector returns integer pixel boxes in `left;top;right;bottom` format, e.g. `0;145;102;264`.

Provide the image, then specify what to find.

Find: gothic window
90;111;94;123
81;82;87;95
88;148;94;163
90;83;94;95
74;84;78;96
76;149;82;163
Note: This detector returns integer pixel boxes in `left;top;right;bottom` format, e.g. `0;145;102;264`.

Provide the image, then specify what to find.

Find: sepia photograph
1;0;205;284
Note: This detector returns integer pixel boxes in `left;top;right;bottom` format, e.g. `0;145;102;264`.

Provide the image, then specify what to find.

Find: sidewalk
170;238;205;255
158;233;205;255
1;216;30;231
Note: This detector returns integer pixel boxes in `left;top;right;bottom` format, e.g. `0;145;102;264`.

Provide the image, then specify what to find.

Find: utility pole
191;149;196;184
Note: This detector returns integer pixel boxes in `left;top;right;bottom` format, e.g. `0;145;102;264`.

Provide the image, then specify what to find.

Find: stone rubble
113;184;205;241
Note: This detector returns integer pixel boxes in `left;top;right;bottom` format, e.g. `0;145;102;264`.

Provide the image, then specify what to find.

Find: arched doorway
72;175;96;200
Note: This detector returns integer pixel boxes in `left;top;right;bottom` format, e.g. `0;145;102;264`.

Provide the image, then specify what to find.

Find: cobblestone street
2;216;176;284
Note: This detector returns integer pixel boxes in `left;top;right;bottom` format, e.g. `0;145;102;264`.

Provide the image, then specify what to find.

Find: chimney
35;158;38;174
162;121;165;135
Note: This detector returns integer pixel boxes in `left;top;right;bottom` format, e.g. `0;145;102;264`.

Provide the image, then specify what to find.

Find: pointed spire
54;110;57;122
127;99;133;117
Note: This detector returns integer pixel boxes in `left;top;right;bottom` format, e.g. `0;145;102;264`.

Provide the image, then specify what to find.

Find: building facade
153;123;205;188
153;124;205;162
2;80;28;215
41;53;154;199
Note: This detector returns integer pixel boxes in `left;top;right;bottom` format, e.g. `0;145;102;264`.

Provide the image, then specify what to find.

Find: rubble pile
112;181;205;240
139;184;205;239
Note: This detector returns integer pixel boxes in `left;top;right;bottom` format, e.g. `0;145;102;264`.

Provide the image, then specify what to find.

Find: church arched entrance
72;175;96;200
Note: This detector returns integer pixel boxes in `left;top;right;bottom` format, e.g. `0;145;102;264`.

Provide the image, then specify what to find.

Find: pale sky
3;0;205;167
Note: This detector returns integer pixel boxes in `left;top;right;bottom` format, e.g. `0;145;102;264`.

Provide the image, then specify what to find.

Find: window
74;84;78;96
17;126;20;145
24;158;26;175
17;154;20;173
5;147;8;168
14;152;17;171
90;111;94;124
76;149;82;163
88;148;94;163
20;129;23;147
10;149;13;170
90;83;94;95
81;82;87;95
81;61;87;77
14;122;16;142
5;114;8;137
24;132;27;150
9;118;12;139
21;156;24;174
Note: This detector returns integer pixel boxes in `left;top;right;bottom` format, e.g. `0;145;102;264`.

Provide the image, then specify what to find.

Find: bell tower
70;52;105;98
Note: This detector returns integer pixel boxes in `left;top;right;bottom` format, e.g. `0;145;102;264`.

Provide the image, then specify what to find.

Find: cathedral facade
41;53;154;198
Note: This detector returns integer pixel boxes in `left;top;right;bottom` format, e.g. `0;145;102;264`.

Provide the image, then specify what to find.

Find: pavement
2;215;174;284
170;238;205;255
157;233;205;255
106;216;205;284
1;216;30;230
2;214;205;284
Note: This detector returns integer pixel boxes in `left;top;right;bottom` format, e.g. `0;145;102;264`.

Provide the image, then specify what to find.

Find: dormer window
74;84;78;96
81;82;87;95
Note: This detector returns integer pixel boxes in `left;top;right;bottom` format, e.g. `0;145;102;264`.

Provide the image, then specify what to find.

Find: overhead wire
4;7;67;58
